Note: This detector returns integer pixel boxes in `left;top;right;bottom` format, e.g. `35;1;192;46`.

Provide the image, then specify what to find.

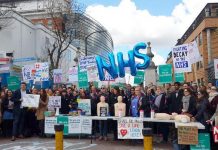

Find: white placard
48;96;61;108
81;118;92;134
68;67;78;82
118;118;143;139
79;55;96;72
68;117;82;134
22;94;40;108
22;65;34;81
188;41;202;64
215;59;218;79
172;44;192;73
34;62;49;81
53;69;62;84
87;65;99;82
45;117;57;134
77;99;91;116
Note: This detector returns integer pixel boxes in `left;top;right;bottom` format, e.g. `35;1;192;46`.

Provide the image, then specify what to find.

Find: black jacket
60;96;70;114
13;89;30;110
109;93;120;116
89;93;99;116
168;89;183;114
183;96;197;116
153;93;168;113
138;95;150;117
2;97;14;112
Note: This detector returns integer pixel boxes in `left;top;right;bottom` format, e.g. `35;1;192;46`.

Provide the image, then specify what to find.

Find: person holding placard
97;95;109;141
12;82;30;141
36;89;48;137
60;90;70;114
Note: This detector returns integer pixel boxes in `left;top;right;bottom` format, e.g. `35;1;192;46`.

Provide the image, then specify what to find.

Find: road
0;136;173;150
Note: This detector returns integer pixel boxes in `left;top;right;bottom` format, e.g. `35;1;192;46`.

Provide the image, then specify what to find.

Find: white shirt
20;90;26;108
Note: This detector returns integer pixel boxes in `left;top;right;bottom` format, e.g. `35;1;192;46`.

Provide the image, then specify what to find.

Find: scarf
209;92;218;102
182;95;191;112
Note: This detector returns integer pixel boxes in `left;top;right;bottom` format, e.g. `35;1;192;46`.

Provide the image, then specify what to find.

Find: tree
43;0;85;72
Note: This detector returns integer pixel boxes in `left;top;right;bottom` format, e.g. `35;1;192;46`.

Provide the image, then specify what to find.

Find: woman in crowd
36;89;48;137
192;89;210;132
2;90;14;137
181;88;197;117
208;86;218;119
47;89;54;96
60;90;70;114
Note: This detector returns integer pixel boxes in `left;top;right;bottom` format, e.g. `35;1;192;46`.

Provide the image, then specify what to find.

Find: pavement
0;136;173;150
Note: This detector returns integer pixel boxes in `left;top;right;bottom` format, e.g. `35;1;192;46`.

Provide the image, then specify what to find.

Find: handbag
3;111;13;120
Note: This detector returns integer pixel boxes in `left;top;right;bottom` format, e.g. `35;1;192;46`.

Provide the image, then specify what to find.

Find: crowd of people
0;81;218;148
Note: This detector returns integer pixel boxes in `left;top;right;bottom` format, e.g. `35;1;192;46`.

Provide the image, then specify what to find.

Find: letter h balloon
96;42;150;81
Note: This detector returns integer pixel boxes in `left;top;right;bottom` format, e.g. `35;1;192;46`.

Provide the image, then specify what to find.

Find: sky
79;0;218;65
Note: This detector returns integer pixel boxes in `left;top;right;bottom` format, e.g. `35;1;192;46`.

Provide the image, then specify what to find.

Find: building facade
166;3;218;85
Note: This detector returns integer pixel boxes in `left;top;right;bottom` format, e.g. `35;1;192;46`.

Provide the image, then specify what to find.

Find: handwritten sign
22;94;40;108
68;117;81;134
34;62;49;81
53;69;62;84
77;99;91;116
79;55;96;72
22;65;34;81
87;65;99;82
178;126;198;145
48;96;61;108
68;67;78;82
45;117;57;134
172;44;192;73
118;118;143;139
81;118;92;134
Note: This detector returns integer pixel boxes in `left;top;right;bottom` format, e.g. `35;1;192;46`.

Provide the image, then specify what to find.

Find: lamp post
85;30;107;56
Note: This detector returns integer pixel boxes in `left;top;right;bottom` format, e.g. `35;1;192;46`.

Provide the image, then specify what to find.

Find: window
199;32;203;45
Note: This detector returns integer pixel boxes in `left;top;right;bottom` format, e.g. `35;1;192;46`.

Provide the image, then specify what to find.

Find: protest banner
53;69;62;84
57;116;69;135
48;96;61;108
172;44;192;73
134;71;145;85
81;117;92;134
87;65;99;82
79;55;96;72
34;62;49;81
175;73;185;82
214;59;218;79
45;117;57;134
118;118;143;139
159;64;172;84
188;41;202;64
190;133;210;150
22;65;34;81
68;67;78;82
178;126;198;145
7;76;20;91
78;70;89;89
22;94;40;108
213;126;218;143
68;117;82;134
100;107;108;117
77;99;91;115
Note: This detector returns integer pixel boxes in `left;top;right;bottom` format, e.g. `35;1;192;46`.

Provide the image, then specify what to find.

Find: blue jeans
13;108;25;136
99;120;107;137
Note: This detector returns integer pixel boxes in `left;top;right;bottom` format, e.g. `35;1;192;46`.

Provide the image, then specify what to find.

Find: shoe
98;136;103;141
104;137;108;141
11;136;16;141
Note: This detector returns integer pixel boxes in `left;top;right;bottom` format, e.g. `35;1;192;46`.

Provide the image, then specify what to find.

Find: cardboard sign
118;118;143;139
77;99;91;115
190;133;210;150
79;55;96;72
53;69;62;84
44;117;57;134
22;94;40;108
188;41;202;64
68;67;78;82
172;44;192;73
48;96;61;108
178;126;198;145
100;107;108;117
22;65;34;81
213;126;218;143
34;62;49;81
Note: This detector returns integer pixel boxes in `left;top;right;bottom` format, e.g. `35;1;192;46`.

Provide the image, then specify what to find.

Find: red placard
213;126;218;143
